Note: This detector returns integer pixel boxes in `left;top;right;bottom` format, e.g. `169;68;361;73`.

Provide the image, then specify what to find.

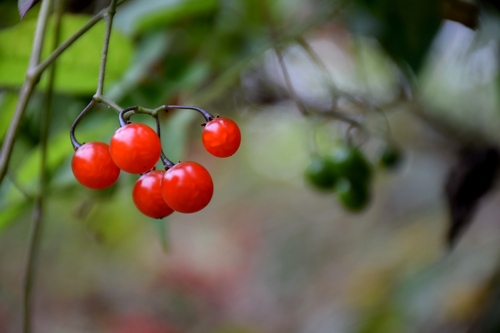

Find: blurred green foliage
1;0;500;332
0;14;132;93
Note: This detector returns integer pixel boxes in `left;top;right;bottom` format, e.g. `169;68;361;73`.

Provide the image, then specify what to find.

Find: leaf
0;14;133;94
18;0;40;19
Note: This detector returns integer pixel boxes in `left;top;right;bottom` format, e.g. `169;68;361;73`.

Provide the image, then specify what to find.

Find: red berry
133;170;174;219
202;117;241;158
161;161;214;213
110;123;162;174
71;142;120;190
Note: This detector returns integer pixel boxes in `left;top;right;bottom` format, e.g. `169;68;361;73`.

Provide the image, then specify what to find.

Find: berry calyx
133;170;174;219
202;117;241;158
110;123;162;174
161;161;214;213
71;142;120;190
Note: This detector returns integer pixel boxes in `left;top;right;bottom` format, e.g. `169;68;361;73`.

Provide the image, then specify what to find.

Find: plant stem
263;1;313;117
97;96;123;112
154;116;175;168
22;0;64;329
28;0;54;71
163;105;214;122
0;0;53;185
95;0;118;97
70;100;97;149
23;199;43;333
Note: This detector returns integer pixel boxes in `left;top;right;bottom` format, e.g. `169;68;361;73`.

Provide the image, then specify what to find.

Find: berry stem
115;106;176;168
163;105;215;123
70;100;97;150
95;96;123;113
115;105;216;124
118;106;139;127
154;116;175;169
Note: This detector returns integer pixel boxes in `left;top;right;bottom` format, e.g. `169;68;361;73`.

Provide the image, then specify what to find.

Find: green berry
330;145;373;184
335;178;370;212
379;145;402;169
305;155;338;191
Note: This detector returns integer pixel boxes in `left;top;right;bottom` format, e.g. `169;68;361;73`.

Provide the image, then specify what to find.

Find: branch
22;0;64;329
0;0;53;186
95;0;118;97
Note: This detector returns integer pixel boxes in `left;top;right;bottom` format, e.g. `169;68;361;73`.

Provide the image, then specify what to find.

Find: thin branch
22;0;64;329
95;0;118;97
154;116;175;169
97;95;123;112
33;9;107;78
23;199;43;333
28;0;53;71
70;100;97;149
34;0;128;78
274;36;362;127
263;1;310;117
274;44;311;116
295;36;339;98
0;0;53;186
262;0;362;129
0;83;35;184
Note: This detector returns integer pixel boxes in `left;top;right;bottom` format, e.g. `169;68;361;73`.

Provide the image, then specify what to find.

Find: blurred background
2;0;500;332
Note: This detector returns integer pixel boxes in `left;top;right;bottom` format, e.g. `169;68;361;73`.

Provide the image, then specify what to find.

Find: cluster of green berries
305;143;401;212
71;107;241;219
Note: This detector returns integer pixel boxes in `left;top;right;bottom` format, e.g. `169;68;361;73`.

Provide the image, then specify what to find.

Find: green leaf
0;14;133;94
114;0;218;35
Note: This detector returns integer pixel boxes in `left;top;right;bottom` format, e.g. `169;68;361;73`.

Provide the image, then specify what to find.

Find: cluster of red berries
71;104;241;219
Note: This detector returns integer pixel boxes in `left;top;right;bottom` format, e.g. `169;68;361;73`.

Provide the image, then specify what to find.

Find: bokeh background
2;0;500;332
